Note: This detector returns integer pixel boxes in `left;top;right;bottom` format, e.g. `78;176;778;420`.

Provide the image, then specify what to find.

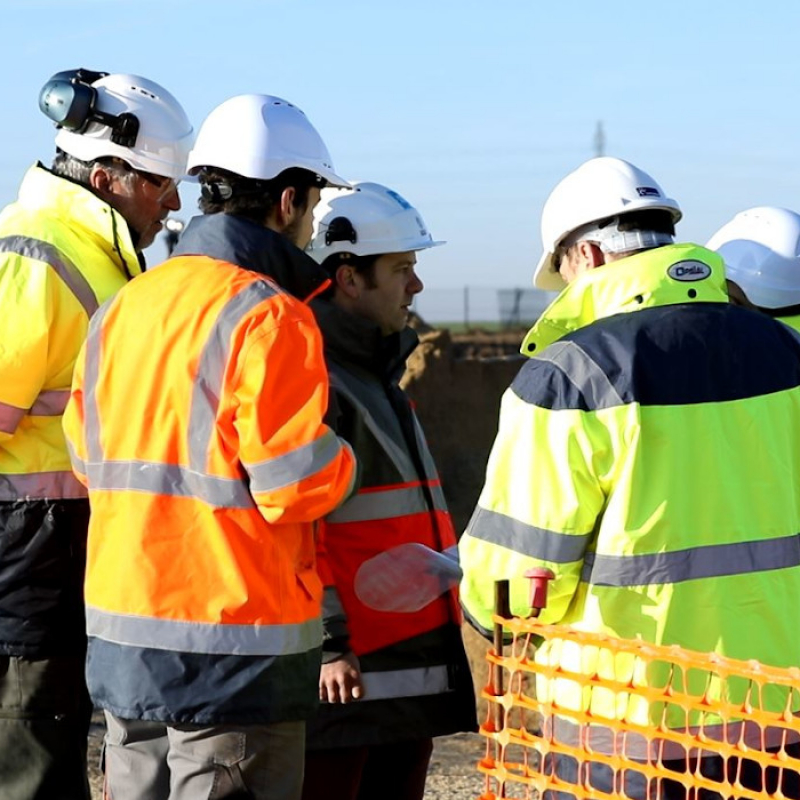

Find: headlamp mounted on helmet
39;68;140;148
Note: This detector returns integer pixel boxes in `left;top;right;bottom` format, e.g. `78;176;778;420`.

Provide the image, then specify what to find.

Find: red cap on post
524;567;555;614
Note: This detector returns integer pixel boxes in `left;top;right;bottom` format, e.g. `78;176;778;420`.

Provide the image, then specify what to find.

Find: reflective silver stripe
0;401;25;434
0;470;87;500
466;506;591;563
83;301;113;464
582;534;800;587
244;429;342;494
413;415;440;481
322;585;346;619
328;373;448;518
356;665;451;702
66;440;86;476
535;340;624;409
188;282;279;473
86;606;322;656
0;235;99;317
429;483;447;512
330;375;420;483
328;483;446;524
80;460;254;508
29;389;70;416
0;388;68;433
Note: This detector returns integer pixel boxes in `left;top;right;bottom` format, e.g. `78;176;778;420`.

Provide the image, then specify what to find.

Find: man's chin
138;229;161;252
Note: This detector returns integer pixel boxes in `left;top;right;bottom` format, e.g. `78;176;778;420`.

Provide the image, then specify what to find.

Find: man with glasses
460;156;800;799
0;69;192;800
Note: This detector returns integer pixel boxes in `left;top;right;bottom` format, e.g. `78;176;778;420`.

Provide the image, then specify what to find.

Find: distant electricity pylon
594;121;605;157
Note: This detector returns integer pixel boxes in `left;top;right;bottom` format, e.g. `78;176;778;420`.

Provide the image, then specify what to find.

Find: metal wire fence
411;287;558;328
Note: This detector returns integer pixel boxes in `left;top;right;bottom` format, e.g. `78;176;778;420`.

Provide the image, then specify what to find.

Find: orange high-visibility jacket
64;215;356;724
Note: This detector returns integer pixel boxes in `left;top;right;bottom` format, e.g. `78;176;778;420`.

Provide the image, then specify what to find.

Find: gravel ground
424;732;488;799
88;717;487;800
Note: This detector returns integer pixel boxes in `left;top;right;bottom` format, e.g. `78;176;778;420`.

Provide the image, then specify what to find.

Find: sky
2;0;800;309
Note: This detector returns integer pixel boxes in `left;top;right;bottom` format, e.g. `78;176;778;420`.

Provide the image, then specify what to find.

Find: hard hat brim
533;251;567;291
315;165;351;189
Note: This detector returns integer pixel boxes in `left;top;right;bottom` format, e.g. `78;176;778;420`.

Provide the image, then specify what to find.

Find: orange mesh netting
478;611;800;800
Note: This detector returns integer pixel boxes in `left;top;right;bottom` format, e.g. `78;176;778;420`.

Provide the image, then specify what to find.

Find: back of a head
187;94;348;188
707;207;800;310
533;156;682;290
306;181;444;269
40;69;193;180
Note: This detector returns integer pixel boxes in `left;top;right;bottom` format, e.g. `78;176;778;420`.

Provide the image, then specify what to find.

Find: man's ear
277;186;297;228
334;262;360;299
88;163;116;199
575;240;606;269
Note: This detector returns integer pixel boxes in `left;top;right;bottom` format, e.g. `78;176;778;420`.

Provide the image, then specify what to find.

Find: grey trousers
103;713;305;800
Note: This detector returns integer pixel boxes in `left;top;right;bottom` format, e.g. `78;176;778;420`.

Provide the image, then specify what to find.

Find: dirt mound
402;323;525;535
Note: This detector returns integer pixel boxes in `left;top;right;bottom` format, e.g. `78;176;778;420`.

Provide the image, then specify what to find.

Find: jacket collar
521;243;729;355
20;163;141;278
172;213;330;301
312;298;418;381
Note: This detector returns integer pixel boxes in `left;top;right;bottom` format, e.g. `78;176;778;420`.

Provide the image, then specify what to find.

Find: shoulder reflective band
0;236;99;317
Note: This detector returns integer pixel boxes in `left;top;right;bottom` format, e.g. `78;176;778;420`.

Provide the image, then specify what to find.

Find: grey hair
50;149;136;189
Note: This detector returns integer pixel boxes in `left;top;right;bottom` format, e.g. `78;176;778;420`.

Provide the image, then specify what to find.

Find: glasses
133;168;179;201
104;158;179;200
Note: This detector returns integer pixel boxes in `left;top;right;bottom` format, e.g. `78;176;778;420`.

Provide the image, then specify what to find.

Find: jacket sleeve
235;310;356;526
314;385;358;657
0;254;56;440
459;357;609;633
316;520;352;661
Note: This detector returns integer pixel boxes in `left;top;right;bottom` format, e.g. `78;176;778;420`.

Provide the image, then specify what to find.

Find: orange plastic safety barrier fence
478;609;800;800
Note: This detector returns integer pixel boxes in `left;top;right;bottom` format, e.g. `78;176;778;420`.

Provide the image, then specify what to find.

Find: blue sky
3;0;800;295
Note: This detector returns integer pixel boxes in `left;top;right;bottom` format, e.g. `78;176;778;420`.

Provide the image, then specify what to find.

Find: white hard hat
187;94;348;188
533;157;682;290
49;72;193;181
307;181;444;263
707;206;800;309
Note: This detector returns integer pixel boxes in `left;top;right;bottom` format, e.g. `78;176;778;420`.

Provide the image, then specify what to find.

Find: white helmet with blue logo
533;157;682;291
307;181;444;263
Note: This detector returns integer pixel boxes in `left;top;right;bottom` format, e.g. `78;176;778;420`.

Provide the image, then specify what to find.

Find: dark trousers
543;744;800;800
302;738;434;800
0;654;93;800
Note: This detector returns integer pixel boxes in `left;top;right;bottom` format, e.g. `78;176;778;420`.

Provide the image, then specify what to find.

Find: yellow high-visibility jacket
0;163;140;496
0;163;140;656
460;243;800;749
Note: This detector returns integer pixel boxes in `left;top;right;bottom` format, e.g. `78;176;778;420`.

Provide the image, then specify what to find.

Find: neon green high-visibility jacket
779;313;800;335
460;243;800;740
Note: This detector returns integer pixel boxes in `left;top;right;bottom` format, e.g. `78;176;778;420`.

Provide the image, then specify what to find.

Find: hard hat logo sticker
386;189;413;210
636;186;661;197
667;260;712;282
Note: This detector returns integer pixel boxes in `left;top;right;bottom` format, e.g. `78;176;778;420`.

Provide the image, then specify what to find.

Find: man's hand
319;651;364;703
